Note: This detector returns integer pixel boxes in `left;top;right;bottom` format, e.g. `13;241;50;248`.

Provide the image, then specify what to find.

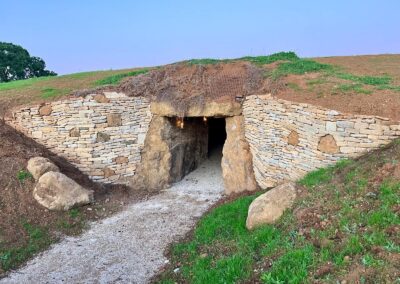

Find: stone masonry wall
243;94;400;189
7;92;152;184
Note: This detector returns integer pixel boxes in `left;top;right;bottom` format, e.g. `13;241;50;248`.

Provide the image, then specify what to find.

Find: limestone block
39;105;53;116
69;127;80;137
115;156;129;164
93;94;110;103
326;121;337;132
287;130;299;146
107;113;122;127
96;132;110;142
317;134;339;154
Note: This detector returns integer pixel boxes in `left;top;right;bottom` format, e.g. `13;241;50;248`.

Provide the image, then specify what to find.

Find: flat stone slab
1;155;224;284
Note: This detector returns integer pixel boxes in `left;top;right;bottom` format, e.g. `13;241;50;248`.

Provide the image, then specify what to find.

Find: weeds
16;170;32;182
186;52;299;66
238;51;299;65
271;59;333;79
0;223;52;271
94;69;149;86
335;83;372;94
335;73;392;86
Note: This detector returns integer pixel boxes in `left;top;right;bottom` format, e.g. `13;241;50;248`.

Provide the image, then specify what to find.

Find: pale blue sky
2;1;399;74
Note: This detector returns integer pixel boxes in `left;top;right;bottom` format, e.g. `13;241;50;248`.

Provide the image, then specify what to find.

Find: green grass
335;83;373;94
94;69;149;86
287;82;301;91
238;51;299;65
157;149;399;282
16;170;33;182
272;59;333;78
378;84;400;92
0;223;52;271
40;87;71;99
335;73;392;86
0;76;53;92
186;51;299;66
185;58;223;65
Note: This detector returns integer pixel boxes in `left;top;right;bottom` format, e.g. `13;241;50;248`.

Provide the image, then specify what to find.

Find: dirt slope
0;122;149;275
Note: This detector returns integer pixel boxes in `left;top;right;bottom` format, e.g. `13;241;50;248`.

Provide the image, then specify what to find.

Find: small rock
366;192;377;199
173;268;180;273
246;182;297;230
344;255;351;262
87;207;93;211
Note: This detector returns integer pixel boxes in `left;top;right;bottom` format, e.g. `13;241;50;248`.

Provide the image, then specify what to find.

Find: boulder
246;182;297;230
222;116;258;194
33;171;94;211
27;157;59;180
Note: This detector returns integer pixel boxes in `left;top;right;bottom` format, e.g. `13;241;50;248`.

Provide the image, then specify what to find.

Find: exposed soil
0;122;152;275
315;54;400;84
1;150;224;283
117;61;272;115
276;72;400;121
275;54;400;121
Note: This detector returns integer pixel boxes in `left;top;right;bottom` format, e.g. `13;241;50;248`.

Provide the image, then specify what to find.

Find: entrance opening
166;116;227;183
207;117;227;157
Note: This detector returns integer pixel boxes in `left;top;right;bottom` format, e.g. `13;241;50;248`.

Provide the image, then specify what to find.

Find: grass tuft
336;73;392;86
94;69;149;86
335;83;372;94
239;51;299;65
271;59;333;79
16;170;33;182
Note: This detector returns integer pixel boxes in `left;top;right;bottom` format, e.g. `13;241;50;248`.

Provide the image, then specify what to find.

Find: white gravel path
1;153;224;284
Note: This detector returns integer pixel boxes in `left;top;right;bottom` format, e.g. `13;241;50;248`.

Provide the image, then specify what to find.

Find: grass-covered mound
156;141;400;283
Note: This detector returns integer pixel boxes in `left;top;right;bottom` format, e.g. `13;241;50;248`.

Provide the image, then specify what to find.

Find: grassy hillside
156;141;400;283
0;68;148;116
2;52;400;120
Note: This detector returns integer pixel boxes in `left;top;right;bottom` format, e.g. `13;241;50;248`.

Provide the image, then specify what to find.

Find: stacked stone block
243;94;400;189
8;92;152;184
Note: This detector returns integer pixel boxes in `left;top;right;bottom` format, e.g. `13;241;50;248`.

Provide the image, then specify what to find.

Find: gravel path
1;154;224;284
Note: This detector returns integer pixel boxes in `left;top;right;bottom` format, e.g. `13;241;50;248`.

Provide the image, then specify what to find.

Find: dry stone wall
8;92;152;184
243;94;400;189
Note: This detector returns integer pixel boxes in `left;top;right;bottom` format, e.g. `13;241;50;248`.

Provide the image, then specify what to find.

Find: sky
2;1;400;75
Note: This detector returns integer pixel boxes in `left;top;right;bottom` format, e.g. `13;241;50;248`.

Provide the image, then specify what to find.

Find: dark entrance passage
165;116;227;183
207;117;227;156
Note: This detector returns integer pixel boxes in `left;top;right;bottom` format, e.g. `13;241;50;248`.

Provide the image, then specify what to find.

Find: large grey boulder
33;171;94;211
27;157;59;180
246;182;297;230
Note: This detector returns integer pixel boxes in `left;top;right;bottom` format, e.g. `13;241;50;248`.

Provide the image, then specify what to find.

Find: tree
0;42;57;82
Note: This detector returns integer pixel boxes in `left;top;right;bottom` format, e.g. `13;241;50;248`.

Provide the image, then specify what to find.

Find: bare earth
1;153;224;284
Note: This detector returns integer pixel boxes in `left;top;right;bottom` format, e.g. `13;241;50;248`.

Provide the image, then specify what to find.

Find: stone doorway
132;114;257;195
